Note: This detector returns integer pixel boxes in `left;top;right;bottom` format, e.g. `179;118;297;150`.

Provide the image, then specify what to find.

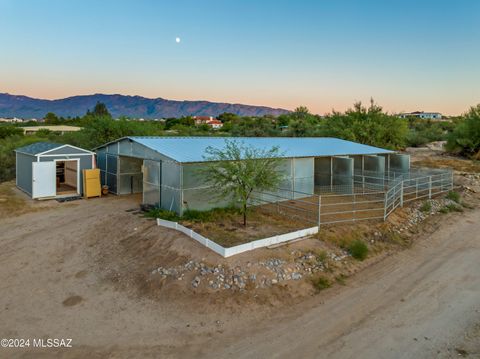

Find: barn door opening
56;160;79;195
118;156;143;195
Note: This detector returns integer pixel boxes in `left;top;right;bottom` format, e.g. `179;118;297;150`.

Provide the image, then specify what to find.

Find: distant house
193;116;223;129
206;119;223;129
0;117;24;123
397;111;442;120
193;116;215;125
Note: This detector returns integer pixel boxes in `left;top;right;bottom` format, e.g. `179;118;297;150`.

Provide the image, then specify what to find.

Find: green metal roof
15;142;62;155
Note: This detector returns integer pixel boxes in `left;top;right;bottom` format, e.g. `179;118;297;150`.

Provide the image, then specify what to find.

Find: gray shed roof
15;142;63;155
107;137;393;163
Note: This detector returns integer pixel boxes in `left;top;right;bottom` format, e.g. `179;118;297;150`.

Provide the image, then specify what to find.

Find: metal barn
95;137;410;214
15;142;95;199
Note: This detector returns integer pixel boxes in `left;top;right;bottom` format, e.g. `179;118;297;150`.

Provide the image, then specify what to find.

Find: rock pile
393;198;462;233
151;250;349;291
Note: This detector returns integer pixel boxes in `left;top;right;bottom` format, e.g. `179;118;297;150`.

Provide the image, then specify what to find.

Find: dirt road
197;209;480;359
0;190;479;358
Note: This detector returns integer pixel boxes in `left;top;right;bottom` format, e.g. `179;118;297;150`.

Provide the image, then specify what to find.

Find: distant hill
0;93;290;119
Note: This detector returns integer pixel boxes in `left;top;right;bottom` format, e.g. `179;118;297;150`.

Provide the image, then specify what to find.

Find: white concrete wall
157;218;318;257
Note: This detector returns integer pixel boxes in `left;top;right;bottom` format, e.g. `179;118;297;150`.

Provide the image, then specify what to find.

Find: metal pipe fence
250;167;453;227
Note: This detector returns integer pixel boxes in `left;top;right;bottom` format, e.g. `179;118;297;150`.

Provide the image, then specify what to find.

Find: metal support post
383;192;387;221
428;176;432;199
416;178;418;199
400;182;404;207
317;195;321;228
353;193;356;221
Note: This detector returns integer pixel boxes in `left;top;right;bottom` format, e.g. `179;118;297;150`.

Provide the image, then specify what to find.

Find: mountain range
0;93;290;119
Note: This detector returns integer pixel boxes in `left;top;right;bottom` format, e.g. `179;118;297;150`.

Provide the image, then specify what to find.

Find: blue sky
1;0;479;115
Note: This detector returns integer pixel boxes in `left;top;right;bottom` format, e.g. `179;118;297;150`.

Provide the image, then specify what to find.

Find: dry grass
0;181;61;218
184;192;387;248
182;207;310;247
0;181;28;217
413;157;480;173
317;219;409;252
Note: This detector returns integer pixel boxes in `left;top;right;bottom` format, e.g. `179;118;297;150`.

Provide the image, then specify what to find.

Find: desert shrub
446;190;460;203
182;209;214;222
0;125;23;139
146;206;243;223
447;203;463;212
440;203;464;214
348;240;369;261
419;201;432;213
145;208;180;221
446;104;480;157
315;250;328;263
405;130;430;147
182;207;239;222
35;129;53;137
311;275;331;291
319;100;408;150
335;274;347;286
461;201;475;209
0;134;53;182
405;119;451;147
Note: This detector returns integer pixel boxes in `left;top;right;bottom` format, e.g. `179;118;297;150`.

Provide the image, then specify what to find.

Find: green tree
230;116;279;136
291;106;318;125
320;99;408;149
66;117;163;148
292;106;310;121
217;112;240;123
91;102;111;118
202;140;283;226
446;104;480;158
276;114;290;127
288;119;312;137
44;112;60;124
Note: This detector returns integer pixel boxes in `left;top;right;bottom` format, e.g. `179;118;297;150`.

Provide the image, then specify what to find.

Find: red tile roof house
193;116;223;129
206;119;223;129
193;116;213;125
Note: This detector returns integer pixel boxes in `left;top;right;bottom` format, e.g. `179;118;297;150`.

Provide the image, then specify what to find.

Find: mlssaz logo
33;338;73;348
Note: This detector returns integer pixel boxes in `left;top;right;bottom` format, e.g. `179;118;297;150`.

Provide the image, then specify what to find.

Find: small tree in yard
202;140;283;226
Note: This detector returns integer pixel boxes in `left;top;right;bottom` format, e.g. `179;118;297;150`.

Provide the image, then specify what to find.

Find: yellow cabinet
82;169;101;198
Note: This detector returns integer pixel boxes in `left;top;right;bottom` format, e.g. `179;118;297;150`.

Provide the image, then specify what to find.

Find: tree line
1;100;479;182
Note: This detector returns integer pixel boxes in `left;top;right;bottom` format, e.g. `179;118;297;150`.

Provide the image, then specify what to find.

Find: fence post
428;176;432;199
400;182;404;207
353;192;356;221
416;178;418;199
383;191;387;221
317;195;321;228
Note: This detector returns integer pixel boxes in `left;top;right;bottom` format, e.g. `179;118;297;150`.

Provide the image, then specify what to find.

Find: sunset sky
1;0;479;115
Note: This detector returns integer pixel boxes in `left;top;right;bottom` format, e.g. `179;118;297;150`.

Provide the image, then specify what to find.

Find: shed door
32;162;56;198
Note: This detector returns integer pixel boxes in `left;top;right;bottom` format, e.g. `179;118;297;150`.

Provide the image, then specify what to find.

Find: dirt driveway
198;208;480;359
0;189;479;358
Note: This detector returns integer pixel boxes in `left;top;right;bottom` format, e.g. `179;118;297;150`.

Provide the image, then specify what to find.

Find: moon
175;37;181;43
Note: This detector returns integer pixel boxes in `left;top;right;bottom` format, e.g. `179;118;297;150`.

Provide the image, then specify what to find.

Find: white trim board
157;218;318;258
38;153;94;158
36;144;95;156
53;158;80;196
